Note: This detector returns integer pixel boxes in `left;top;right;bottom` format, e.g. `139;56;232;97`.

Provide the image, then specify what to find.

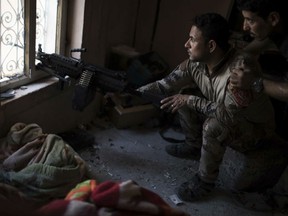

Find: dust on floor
76;116;284;216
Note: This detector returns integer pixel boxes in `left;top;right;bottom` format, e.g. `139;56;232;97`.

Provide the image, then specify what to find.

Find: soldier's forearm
263;79;288;102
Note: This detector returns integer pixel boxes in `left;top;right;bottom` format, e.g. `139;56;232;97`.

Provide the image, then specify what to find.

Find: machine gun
36;44;132;111
36;44;165;111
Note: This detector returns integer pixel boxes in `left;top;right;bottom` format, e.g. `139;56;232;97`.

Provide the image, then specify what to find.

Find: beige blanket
0;123;87;199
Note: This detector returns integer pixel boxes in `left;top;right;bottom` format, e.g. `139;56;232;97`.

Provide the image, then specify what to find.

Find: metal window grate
0;0;57;81
0;0;25;79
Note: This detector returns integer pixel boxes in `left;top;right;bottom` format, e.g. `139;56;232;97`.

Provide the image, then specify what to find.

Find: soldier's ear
208;40;216;53
268;11;280;27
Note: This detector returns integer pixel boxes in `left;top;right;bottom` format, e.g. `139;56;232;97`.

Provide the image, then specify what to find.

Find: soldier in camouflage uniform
137;13;275;201
229;0;288;211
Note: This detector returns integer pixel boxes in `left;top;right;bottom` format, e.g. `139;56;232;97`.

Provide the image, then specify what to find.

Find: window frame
0;0;67;93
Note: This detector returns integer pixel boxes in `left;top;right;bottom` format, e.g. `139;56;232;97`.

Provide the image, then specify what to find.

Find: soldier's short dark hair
192;13;231;52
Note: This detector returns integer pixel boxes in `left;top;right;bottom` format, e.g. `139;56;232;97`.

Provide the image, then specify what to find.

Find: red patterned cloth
35;179;189;216
65;179;97;201
229;85;253;107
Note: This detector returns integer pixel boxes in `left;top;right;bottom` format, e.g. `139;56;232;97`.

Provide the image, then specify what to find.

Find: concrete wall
152;0;234;68
0;78;101;137
81;0;158;66
65;0;85;58
82;0;234;69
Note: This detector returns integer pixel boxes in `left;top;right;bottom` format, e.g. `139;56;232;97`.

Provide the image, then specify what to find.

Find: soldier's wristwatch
252;77;263;93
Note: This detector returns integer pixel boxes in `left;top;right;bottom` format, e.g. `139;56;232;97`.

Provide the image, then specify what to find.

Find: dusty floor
76;115;287;216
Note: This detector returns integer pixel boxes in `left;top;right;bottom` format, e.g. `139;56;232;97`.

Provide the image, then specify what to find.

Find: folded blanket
0;123;87;199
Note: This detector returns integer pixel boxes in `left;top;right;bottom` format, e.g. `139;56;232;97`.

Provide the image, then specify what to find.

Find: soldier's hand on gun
160;94;189;113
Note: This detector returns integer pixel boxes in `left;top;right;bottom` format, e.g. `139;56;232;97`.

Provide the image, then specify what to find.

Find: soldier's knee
203;118;222;135
203;118;229;144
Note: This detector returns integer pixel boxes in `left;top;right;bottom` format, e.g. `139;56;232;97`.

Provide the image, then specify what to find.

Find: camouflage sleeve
187;95;238;127
136;59;195;96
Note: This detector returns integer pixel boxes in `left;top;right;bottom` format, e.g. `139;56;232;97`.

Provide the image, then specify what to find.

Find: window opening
0;0;58;83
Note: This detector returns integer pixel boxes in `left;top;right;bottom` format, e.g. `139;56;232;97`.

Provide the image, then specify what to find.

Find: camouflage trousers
178;106;271;184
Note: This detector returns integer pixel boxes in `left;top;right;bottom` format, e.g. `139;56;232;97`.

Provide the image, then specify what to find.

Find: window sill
1;77;64;107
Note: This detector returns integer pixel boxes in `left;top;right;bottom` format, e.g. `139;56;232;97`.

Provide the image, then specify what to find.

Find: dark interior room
0;0;288;215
